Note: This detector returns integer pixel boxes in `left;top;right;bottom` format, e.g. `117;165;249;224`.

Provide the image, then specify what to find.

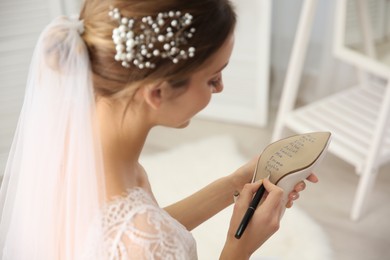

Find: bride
0;0;317;259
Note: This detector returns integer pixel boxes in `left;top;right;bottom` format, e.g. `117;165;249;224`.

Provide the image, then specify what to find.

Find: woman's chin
176;120;191;129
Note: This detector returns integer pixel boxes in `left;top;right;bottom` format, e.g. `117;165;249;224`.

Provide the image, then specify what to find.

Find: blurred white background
0;0;357;173
1;1;389;259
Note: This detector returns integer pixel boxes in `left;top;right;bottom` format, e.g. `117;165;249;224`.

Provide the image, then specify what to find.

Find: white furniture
272;0;390;220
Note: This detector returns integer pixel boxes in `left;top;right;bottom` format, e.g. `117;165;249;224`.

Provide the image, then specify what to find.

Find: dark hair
79;0;236;97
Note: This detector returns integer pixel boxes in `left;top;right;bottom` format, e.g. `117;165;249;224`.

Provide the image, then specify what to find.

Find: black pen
234;183;266;239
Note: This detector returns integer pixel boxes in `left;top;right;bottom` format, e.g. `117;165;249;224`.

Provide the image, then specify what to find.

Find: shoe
252;132;331;213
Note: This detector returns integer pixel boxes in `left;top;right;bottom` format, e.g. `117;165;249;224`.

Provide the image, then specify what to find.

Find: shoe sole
252;132;331;215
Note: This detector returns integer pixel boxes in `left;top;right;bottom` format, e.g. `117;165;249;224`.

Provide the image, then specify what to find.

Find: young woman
0;0;317;259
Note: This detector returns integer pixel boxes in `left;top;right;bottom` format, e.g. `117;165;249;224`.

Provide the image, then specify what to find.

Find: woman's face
158;34;235;128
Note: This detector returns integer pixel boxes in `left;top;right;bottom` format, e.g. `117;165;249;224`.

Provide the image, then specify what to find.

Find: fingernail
291;193;298;200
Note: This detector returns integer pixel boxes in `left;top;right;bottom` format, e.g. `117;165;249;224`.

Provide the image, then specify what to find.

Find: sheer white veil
0;16;106;259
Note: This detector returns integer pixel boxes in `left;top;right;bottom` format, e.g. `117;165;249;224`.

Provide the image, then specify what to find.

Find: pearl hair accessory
108;7;196;69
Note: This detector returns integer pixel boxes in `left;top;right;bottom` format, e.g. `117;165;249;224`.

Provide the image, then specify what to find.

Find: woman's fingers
235;181;262;206
288;191;299;201
294;181;306;192
259;178;284;212
239;173;318;210
306;173;319;183
236;179;283;213
286;200;293;208
285;173;319;207
292;173;319;193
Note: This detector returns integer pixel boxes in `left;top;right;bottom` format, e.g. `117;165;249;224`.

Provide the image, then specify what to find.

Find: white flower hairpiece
108;7;196;69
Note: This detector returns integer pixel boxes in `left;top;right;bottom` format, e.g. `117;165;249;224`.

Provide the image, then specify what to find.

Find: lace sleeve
101;188;197;260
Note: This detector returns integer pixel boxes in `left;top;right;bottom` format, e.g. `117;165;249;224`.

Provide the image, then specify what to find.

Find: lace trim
85;187;197;260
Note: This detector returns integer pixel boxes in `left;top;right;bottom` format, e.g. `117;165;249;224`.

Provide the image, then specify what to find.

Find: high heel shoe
235;132;331;239
253;131;332;210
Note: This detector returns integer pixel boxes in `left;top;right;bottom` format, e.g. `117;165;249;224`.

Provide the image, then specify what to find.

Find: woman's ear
142;82;168;110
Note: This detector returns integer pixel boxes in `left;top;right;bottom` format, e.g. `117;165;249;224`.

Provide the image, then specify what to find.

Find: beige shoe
235;132;331;239
253;132;331;213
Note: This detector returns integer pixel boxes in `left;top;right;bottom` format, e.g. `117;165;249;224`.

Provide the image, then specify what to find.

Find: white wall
198;0;271;127
0;0;55;174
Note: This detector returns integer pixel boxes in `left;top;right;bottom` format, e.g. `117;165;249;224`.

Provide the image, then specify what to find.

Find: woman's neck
96;97;152;197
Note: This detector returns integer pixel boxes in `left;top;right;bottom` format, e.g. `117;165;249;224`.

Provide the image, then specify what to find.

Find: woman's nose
212;84;223;94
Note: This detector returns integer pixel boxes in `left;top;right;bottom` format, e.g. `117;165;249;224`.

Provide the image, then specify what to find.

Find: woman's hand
231;156;319;208
220;179;284;259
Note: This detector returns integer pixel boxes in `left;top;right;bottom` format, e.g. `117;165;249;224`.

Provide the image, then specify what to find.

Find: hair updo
79;0;236;97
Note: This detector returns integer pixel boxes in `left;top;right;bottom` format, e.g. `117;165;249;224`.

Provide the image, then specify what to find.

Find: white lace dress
87;187;198;260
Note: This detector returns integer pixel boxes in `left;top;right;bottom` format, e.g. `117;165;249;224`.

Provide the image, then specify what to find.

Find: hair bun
42;16;88;72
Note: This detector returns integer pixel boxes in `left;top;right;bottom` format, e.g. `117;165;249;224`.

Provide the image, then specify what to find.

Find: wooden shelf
284;84;390;173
